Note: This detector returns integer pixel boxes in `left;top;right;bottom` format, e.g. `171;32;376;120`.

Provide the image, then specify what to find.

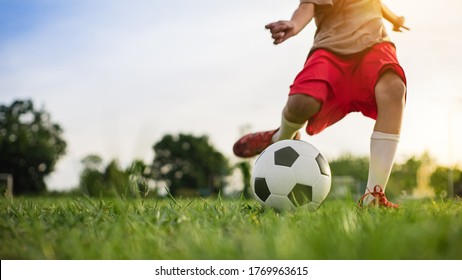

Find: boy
233;0;408;208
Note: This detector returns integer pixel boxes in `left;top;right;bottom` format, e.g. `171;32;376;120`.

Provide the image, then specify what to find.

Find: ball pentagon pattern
251;140;331;211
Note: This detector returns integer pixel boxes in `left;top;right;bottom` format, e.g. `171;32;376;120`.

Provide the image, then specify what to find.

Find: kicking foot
233;129;300;158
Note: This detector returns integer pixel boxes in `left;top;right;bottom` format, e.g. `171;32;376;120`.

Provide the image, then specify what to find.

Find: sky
1;0;462;191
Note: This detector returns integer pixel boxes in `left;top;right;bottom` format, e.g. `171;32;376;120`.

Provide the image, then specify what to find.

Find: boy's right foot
357;185;399;208
233;129;300;158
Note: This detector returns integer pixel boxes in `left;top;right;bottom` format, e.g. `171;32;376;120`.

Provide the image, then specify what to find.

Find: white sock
272;114;305;142
363;131;400;205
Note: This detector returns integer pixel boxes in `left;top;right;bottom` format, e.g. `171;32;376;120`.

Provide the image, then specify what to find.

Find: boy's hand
265;21;296;44
393;16;410;32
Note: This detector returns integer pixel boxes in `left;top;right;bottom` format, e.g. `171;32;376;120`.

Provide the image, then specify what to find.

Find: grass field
1;196;461;260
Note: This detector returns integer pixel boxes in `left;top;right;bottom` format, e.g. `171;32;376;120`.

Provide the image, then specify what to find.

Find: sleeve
300;0;333;5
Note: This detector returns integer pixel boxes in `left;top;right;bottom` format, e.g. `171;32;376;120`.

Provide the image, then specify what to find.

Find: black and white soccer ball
251;140;331;212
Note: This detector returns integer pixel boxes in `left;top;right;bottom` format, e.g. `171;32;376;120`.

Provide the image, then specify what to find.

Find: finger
273;37;286;45
269;24;288;34
393;26;410;32
265;21;289;32
265;22;277;30
272;32;285;40
273;37;283;45
274;33;291;45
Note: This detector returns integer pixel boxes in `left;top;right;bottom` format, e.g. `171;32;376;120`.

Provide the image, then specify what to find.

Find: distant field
1;196;461;259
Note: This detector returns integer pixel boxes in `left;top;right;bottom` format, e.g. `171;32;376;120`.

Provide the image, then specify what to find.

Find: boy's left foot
357;185;399;208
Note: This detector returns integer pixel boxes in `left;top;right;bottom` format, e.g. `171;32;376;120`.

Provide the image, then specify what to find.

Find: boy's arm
265;3;315;45
381;3;409;32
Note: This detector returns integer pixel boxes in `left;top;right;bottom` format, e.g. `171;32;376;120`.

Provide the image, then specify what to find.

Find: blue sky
1;0;462;190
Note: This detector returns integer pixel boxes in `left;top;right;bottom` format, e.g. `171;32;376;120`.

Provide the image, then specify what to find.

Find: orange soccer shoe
357;185;399;209
233;129;300;158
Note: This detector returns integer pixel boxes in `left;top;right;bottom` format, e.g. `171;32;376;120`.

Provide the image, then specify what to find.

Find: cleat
357;185;399;208
233;129;300;158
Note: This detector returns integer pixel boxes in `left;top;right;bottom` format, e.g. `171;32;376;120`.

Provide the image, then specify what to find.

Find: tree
235;161;252;198
104;160;130;196
152;134;231;196
79;154;106;197
126;159;151;197
454;175;462;198
329;154;369;182
0;99;66;195
431;166;462;198
79;155;133;197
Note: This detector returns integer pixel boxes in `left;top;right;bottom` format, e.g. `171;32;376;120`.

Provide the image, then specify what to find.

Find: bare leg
233;93;321;157
273;94;321;142
374;71;406;134
284;94;321;124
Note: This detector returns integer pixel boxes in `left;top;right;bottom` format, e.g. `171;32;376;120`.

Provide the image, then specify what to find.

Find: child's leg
233;94;321;158
363;71;406;205
373;71;406;135
272;94;321;142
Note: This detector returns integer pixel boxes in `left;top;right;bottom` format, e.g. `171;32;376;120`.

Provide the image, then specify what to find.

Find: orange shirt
300;0;391;55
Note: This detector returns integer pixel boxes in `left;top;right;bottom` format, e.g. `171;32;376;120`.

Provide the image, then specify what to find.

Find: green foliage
79;154;106;197
79;168;105;196
329;154;369;184
235;161;252;198
328;154;368;197
152;134;232;196
126;160;151;197
104;160;130;196
431;166;462;197
1;197;462;259
0;99;66;195
79;156;127;197
79;155;149;198
328;152;462;199
387;156;421;197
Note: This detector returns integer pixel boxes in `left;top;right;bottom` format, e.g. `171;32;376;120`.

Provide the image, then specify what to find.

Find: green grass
1;196;462;260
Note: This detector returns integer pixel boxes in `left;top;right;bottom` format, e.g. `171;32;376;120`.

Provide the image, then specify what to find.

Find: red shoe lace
358;185;399;208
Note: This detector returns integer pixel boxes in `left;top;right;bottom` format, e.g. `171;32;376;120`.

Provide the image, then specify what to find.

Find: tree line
1;99;461;198
78;134;231;198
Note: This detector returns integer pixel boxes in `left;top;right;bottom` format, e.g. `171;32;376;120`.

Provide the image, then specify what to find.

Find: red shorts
289;42;406;135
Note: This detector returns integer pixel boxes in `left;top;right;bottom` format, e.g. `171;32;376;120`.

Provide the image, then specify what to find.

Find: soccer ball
251;140;331;212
